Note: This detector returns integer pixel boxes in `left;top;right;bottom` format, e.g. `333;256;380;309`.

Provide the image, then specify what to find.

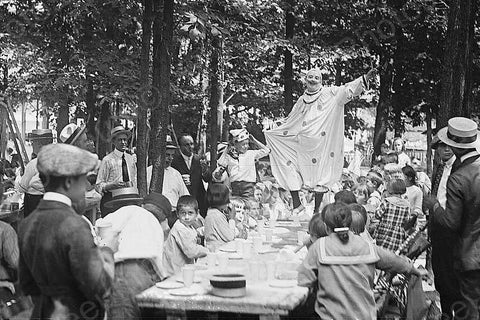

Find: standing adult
265;67;376;214
424;134;460;320
18;129;53;217
425;117;480;320
18;143;118;320
96;126;137;216
171;135;210;217
147;137;189;226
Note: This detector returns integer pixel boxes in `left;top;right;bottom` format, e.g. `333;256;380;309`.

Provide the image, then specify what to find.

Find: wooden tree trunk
283;0;294;114
425;108;433;176
137;0;153;197
150;0;173;193
209;35;224;172
372;57;393;160
96;101;112;159
85;73;96;139
438;0;476;128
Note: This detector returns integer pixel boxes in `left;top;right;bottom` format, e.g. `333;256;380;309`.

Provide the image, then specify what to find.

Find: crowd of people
0;67;479;319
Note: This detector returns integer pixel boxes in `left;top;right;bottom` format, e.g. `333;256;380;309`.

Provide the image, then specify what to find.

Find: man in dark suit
426;134;460;320
425;117;480;320
171;135;210;217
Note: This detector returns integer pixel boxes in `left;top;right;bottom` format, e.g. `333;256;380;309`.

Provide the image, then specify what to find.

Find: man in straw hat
18;143;119;320
424;117;480;320
18;129;53;217
147;136;189;227
98;188;171;319
96;125;137;216
424;132;460;320
265;67;376;215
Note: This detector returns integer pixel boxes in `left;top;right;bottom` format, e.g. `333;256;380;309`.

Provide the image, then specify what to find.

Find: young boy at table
204;183;236;252
163;196;209;277
298;203;427;320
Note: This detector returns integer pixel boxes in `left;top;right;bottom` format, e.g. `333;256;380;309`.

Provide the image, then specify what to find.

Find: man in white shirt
147;137;190;226
100;188;170;319
96;126;137;216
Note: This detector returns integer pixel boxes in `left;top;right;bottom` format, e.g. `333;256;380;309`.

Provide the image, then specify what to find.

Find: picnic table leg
259;315;281;320
166;309;187;320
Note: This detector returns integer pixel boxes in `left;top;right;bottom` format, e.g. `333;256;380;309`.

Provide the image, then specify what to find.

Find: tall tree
150;0;174;193
283;0;295;114
438;0;477;127
137;0;153;197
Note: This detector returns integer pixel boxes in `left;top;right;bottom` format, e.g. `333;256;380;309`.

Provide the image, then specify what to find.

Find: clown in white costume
265;68;376;213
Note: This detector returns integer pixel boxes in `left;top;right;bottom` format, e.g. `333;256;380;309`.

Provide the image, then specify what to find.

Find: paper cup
266;261;276;281
207;252;217;269
265;229;273;242
243;241;252;259
217;253;229;270
257;218;265;233
252;236;263;252
182;265;195;287
248;261;260;281
297;231;307;245
269;219;276;229
96;220;113;239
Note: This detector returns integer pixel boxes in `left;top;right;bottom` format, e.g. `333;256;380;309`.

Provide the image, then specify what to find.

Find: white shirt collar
461;151;480;163
43;192;72;207
113;148;124;157
445;155;456;167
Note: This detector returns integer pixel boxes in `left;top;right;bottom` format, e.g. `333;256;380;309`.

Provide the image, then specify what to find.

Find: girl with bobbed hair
204;183;236;251
402;165;423;217
298;202;427;320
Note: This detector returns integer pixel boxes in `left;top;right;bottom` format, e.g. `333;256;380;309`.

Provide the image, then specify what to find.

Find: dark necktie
122;154;130;182
431;162;445;197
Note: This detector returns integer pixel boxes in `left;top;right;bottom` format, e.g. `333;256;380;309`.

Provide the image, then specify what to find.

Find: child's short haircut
308;213;328;238
367;170;383;188
349;204;368;234
352;183;370;199
387;178;407;195
207;183;230;207
177;195;198;212
334;190;357;204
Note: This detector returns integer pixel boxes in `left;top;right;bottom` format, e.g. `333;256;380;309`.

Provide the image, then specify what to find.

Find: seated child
349;203;374;243
333;190;357;205
163;196;209;277
242;199;257;229
204;183;236;252
366;170;384;211
352;183;370;205
230;197;248;239
303;213;328;249
372;179;411;252
297;202;426;320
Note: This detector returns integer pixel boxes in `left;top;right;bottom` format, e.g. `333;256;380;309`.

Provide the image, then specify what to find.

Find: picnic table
136;221;310;320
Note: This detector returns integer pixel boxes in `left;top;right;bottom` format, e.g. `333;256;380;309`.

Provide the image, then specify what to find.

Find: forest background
0;0;478;195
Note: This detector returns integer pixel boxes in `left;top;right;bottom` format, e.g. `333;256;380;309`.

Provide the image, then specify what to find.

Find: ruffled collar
302;87;324;104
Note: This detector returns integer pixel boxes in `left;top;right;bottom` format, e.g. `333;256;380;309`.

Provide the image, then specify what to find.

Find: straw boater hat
104;187;143;209
437;117;480;152
166;135;178;149
36;144;99;177
110;126;132;140
59;123;86;145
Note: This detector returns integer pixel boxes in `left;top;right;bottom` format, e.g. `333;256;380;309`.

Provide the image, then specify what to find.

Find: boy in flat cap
18;143;119;320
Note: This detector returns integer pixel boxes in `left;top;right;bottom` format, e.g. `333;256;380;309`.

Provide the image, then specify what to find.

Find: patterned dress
373;196;411;252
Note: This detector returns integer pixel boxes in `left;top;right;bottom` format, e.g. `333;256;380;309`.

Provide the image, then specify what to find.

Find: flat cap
37;143;99;177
